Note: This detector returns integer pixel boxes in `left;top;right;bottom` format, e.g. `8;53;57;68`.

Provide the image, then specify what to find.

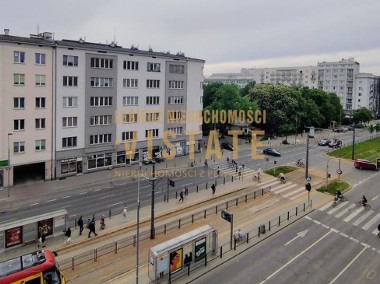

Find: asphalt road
190;171;380;284
0;129;372;230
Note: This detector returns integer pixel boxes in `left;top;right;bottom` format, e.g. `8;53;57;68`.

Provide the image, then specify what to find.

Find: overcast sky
1;0;380;76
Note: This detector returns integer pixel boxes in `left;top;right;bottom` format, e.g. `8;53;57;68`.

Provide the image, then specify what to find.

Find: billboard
169;248;183;273
5;226;23;248
194;237;206;262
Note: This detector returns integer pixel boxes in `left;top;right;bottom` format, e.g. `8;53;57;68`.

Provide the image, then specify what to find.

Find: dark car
263;148;281;156
354;159;378;170
221;142;234;151
318;139;331;146
329;139;342;148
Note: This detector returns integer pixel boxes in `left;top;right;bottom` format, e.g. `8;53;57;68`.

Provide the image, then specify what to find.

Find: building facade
353;73;380;115
0;30;204;185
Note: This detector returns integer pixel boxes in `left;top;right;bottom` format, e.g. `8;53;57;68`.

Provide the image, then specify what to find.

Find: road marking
94;188;102;191
335;204;356;218
259;230;332;284
362;213;380;230
352;210;373;226
344;207;364;222
62;196;71;199
326;201;348;214
329;246;367;284
284;230;308;246
99;194;114;199
46;199;56;203
69;214;77;218
372;196;378;201
79;192;87;195
106;202;123;207
29;203;39;206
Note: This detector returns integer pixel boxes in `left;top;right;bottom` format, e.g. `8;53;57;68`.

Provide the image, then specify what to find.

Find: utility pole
7;133;13;197
352;125;356;160
136;173;140;283
150;161;156;239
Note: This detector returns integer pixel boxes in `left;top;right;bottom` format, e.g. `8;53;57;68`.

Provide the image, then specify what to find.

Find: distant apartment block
0;29;204;186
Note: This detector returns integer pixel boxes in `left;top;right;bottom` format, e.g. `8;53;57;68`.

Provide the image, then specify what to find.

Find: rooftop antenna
37;23;40;34
113;27;116;43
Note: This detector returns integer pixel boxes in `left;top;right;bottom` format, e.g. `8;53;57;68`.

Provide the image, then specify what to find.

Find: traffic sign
306;176;311;182
336;169;342;175
221;210;232;223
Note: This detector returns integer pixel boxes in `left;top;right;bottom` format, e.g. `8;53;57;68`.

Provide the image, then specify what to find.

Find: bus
0;250;65;284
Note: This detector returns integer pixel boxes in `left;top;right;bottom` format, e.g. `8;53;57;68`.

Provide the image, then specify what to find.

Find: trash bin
259;224;265;234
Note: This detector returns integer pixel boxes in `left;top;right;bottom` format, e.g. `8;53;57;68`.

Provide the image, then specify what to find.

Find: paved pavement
0;131;367;283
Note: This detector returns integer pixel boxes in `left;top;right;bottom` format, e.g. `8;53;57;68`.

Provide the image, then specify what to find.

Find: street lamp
305;127;315;179
352;125;356;160
150;161;156;239
7;133;13;197
136;172;140;284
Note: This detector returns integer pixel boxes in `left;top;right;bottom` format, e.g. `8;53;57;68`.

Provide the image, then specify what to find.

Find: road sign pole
230;214;234;250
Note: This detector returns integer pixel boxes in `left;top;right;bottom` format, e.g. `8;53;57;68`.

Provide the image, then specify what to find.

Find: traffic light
169;179;175;187
305;183;311;192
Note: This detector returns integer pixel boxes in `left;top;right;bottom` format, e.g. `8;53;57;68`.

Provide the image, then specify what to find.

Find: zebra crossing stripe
271;184;297;194
288;191;308;200
326;201;348;215
362;213;380;230
344;207;365;222
283;187;305;198
352;210;374;226
319;202;333;212
335;204;356;218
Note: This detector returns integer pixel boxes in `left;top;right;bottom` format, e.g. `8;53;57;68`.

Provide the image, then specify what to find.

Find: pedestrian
100;215;105;230
64;227;72;244
217;166;220;176
77;216;84;235
185;186;188;196
179;190;184;202
122;207;128;222
238;170;242;180
211;183;216;195
139;161;142;170
38;233;46;248
88;217;98;238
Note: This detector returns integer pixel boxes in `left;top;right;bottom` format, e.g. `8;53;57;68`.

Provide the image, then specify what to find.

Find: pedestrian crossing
319;202;380;236
208;163;257;178
260;179;308;201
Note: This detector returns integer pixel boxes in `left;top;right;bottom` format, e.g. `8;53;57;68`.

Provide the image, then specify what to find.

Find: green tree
352;107;374;124
240;81;256;97
203;82;224;108
375;122;380;133
368;124;375;135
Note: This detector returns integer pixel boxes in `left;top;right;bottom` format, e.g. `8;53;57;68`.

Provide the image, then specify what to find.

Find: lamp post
150;161;156;239
326;157;333;191
305;127;315;179
136;172;140;283
294;117;298;145
352;125;356;160
7;133;13;197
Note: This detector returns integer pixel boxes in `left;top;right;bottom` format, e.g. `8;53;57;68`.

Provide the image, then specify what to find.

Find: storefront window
117;151;126;164
88;153;113;169
60;159;77;174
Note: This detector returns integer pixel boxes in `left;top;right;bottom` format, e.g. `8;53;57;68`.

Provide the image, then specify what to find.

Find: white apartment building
0;30;204;184
317;58;360;112
0;30;55;187
353;73;380;114
204;66;317;89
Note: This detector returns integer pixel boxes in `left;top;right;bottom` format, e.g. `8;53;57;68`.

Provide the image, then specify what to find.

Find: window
63;55;78;66
122;131;135;141
36;97;46;108
123;78;138;88
358;93;362;96
90;97;113;107
146;96;160;105
168;80;184;89
14;51;25;63
62;117;78;127
14;119;25;131
147;62;161;72
90;134;112;145
14;74;25;85
169;64;184;74
14;141;25;153
90;115;112;126
63;96;78;107
35;74;46;86
168;96;184;104
123;96;138;106
35;139;46;151
63;76;78;87
168;111;182;121
145;129;159;138
90;58;113;69
123;113;138;123
35;53;46;65
35;118;46;129
168;127;183;135
62;137;77;148
123;60;139;70
88;153;112;169
145;112;160;122
90;77;113;87
14;97;25;109
146;79;160;88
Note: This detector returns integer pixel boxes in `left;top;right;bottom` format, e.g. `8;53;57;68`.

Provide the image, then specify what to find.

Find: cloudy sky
1;0;379;76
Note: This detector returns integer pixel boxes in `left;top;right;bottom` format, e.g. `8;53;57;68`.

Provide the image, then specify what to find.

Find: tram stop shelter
148;224;218;282
0;209;68;252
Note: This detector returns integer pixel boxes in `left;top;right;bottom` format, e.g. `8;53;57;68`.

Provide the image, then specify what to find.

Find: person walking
64;227;72;244
179;190;184;202
211;184;216;195
100;215;105;230
77;216;84;236
88;217;98;238
122;207;128;222
217;166;220;176
139;161;142;171
38;233;46;248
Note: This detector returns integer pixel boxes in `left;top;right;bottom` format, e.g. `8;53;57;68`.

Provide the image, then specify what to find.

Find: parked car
354;123;365;128
318;139;331;146
354;159;378;170
329;139;342;148
263;148;281;156
221;142;234;151
333;127;348;133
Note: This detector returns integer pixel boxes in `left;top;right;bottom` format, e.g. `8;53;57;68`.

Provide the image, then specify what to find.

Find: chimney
4;29;9;35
